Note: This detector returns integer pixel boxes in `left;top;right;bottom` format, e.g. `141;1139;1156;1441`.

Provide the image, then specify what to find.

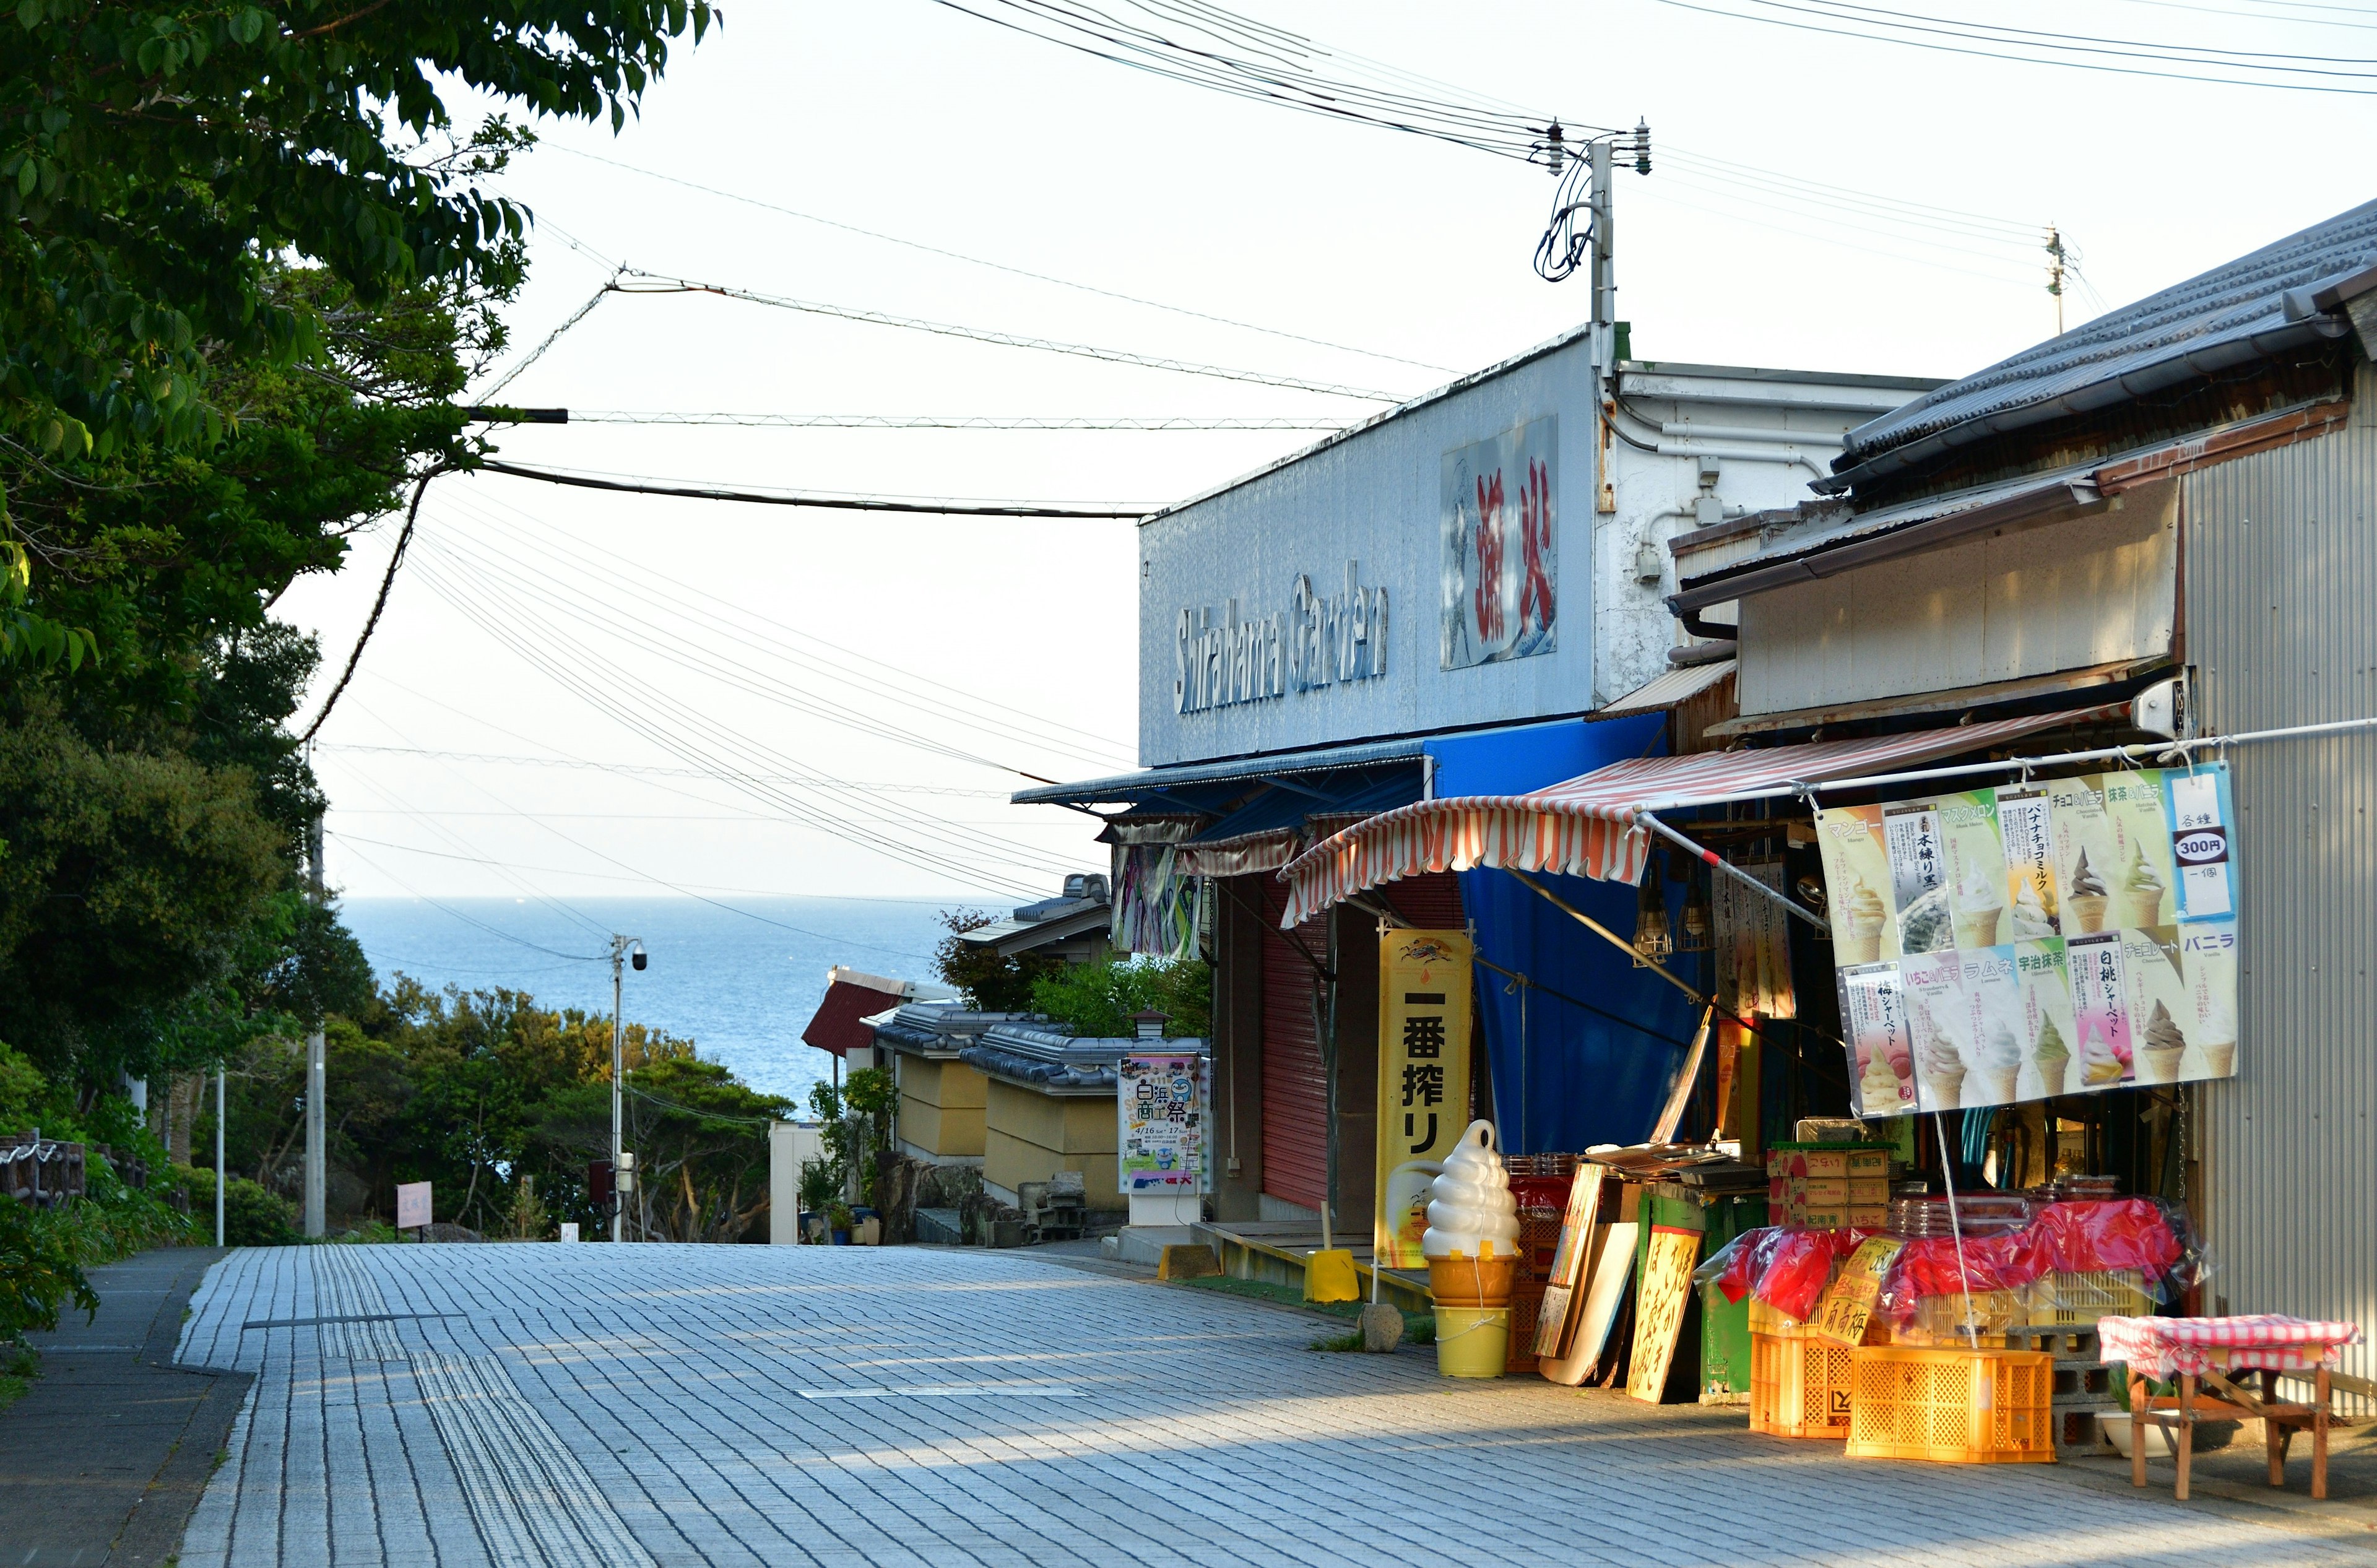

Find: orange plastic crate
1844;1346;2056;1464
1750;1331;1855;1438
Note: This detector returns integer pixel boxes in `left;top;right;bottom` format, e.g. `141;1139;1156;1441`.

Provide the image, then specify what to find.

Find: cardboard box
1845;1149;1891;1179
1797;1177;1849;1206
1797;1149;1851;1180
1799;1208;1850;1231
1848;1177;1890;1206
1847;1205;1890;1230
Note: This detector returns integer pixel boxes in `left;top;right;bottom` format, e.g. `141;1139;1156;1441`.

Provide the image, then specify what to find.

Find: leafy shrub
175;1165;298;1246
0;1199;97;1343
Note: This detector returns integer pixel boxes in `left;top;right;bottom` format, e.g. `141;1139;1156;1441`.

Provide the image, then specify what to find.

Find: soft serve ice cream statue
1421;1119;1520;1262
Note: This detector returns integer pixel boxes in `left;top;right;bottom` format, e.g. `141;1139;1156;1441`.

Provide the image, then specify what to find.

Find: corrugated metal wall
2183;361;2377;1405
1260;878;1329;1213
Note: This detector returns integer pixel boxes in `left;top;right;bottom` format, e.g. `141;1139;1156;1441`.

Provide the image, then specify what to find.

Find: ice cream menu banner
1817;761;2239;1115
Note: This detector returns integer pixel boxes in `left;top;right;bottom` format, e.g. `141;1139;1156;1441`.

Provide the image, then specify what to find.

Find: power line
475;459;1154;518
439;486;1137;765
548;146;1455;375
606;271;1401;401
399;548;1068;894
558;411;1349;431
1648;0;2377;93
316;743;1011;799
924;0;1602;159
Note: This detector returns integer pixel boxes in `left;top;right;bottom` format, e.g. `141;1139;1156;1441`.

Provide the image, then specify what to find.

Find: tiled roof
1831;198;2377;489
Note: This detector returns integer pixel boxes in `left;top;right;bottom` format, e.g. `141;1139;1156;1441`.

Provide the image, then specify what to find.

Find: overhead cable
559;411;1349;431
477;458;1153;518
1651;0;2377;92
400;547;1069;893
607;270;1401;401
442;487;1135;765
317;742;1010;798
925;0;1601;158
477;274;618;399
425;493;1132;771
550;146;1455;374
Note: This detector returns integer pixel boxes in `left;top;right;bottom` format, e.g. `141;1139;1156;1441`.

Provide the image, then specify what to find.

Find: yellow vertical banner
1374;929;1474;1268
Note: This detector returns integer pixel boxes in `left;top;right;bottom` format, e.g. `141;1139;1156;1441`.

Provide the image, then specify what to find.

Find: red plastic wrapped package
2032;1198;2182;1280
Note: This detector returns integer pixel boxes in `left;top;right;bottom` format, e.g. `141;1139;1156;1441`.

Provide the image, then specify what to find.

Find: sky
277;0;2377;916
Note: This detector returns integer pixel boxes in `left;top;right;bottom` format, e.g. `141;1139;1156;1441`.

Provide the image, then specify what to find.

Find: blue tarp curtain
1422;714;1704;1155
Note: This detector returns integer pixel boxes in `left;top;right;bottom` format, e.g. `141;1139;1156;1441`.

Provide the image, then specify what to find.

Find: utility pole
609;934;644;1242
215;1065;226;1248
2046;225;2069;336
303;811;326;1239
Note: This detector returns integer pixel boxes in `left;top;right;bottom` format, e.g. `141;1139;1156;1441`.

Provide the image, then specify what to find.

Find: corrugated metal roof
1599;657;1736;716
1834;198;2377;487
1011;735;1427;806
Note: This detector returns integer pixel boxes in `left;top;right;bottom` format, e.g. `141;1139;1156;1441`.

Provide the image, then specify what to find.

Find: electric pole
609;934;644;1242
215;1064;226;1248
303;811;326;1239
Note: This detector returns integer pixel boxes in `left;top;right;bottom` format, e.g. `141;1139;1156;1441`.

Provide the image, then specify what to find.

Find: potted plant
826;1201;855;1245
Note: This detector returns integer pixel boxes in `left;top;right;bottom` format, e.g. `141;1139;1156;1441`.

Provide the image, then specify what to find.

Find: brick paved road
173;1244;2365;1567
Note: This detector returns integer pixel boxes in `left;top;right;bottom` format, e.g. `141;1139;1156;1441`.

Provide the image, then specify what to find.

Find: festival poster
2177;917;2240;1081
1995;784;2064;938
2101;769;2180;931
1813;805;1898;964
2064;930;2136;1091
2163;763;2238;922
1881;802;1953;953
1899;949;1972;1112
1119;1054;1207;1195
1839;963;1916;1119
2013;939;2079;1100
2048;776;2121;939
2119;925;2193;1088
1955;944;2027;1107
1440;417;1556;670
1934;789;2013;951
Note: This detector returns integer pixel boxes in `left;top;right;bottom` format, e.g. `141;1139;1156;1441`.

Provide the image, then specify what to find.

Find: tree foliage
932;907;1060;1011
2;0;716;462
1029;955;1211;1039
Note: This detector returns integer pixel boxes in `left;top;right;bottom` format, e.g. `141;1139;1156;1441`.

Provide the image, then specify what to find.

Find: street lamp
610;935;645;1242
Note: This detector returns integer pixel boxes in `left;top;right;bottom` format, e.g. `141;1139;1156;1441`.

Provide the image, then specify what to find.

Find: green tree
933;908;1059;1011
1029;956;1211;1038
623;1055;788;1243
2;1;717;467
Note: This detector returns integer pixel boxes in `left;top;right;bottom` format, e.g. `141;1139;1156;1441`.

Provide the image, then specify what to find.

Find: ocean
340;895;980;1111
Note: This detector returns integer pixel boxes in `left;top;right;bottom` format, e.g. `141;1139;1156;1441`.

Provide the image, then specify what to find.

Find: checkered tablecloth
2098;1314;2362;1379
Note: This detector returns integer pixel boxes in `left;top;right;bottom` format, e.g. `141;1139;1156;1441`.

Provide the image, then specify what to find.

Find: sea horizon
340;893;999;1110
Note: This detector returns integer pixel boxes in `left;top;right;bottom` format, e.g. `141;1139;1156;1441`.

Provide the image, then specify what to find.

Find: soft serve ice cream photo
2066;931;2136;1089
2015;938;2078;1098
2119;925;2191;1086
2102;768;2179;930
1813;805;1899;963
2049;776;2118;934
2180;917;2241;1080
1840;963;1916;1117
1936;789;2011;950
1995;782;2063;937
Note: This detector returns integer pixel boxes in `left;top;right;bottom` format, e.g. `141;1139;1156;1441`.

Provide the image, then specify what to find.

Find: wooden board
1626;1226;1702;1404
1531;1164;1607;1359
1536;1220;1637;1385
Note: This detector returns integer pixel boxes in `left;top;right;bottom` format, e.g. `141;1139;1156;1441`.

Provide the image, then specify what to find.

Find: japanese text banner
1374;929;1473;1268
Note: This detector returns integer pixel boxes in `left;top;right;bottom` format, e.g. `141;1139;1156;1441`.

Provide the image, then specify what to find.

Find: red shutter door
1380;870;1463;933
1260;877;1328;1214
1258;871;1462;1215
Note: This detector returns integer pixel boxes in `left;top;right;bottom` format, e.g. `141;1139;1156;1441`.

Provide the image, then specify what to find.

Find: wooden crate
1845;1346;2056;1464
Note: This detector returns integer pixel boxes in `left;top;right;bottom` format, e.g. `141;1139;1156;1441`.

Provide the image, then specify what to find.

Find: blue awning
1011;735;1427;808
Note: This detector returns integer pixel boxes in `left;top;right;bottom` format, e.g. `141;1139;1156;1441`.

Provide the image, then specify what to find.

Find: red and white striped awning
1278;704;2125;927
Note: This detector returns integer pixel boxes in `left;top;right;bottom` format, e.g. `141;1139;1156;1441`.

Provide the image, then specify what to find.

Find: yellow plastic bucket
1433;1306;1509;1379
